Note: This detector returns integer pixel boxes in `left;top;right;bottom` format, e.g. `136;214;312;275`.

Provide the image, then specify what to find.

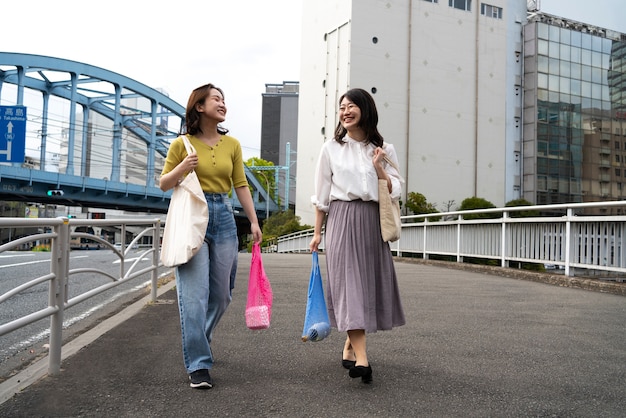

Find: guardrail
0;217;162;375
278;201;626;278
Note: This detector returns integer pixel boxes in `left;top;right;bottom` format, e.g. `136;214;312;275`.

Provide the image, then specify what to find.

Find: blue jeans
175;193;238;373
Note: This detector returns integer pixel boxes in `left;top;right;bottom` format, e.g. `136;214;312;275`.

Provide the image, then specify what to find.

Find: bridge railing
277;201;626;278
0;217;162;375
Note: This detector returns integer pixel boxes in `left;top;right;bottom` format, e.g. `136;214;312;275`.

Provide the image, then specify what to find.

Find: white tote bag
160;135;208;267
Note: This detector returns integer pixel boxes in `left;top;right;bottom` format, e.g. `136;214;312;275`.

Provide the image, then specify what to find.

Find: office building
523;12;626;212
295;0;527;225
260;81;299;209
295;0;626;224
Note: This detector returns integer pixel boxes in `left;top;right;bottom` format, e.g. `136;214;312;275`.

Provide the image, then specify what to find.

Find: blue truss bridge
0;52;278;216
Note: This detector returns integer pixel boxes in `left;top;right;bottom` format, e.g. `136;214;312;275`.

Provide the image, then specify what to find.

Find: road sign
0;105;27;163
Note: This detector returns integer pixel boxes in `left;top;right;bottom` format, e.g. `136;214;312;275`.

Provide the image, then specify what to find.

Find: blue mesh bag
301;251;331;342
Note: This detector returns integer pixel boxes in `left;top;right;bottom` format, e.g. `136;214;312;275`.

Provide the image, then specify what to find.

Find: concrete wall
296;0;526;225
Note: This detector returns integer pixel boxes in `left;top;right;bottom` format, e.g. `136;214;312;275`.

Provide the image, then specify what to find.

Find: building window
616;141;621;150
480;3;502;19
537;176;547;191
616;168;621;177
449;0;471;11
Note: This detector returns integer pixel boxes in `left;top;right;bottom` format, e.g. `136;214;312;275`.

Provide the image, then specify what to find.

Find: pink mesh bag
245;243;273;329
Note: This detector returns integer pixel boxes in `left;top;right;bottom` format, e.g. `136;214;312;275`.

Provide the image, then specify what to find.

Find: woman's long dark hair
181;83;229;136
333;88;384;147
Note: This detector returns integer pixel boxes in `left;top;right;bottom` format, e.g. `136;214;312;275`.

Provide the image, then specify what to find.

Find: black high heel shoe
342;359;356;369
349;365;373;384
341;351;356;369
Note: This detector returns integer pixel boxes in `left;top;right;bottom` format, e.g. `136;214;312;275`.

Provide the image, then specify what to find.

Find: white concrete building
295;0;527;225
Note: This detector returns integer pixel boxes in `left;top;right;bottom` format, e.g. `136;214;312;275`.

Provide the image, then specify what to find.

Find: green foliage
262;209;312;237
505;199;539;218
464;257;500;266
245;157;279;203
246;157;273;168
249;209;312;253
459;197;498;219
405;191;441;222
509;261;545;271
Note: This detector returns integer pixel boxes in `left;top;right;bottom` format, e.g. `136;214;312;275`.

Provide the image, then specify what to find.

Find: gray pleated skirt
324;199;406;333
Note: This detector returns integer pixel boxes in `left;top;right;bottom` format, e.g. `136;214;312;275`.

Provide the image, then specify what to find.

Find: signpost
0;105;27;163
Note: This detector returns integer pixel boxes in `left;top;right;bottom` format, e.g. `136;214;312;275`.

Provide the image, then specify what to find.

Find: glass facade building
523;14;626;213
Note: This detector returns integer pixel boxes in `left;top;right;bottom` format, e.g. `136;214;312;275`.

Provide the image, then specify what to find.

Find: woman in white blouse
309;88;406;384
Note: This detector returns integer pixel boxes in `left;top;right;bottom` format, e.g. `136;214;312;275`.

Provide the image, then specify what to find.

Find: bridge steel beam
0;53;279;217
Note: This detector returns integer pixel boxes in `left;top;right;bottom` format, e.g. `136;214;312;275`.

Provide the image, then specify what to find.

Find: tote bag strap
378;143;397;171
379;143;404;183
180;134;197;157
177;135;198;181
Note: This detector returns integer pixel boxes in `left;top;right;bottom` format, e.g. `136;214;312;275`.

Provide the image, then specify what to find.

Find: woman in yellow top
160;83;262;389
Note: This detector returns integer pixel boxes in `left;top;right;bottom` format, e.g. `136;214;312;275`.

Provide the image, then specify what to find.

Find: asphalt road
0;249;167;376
0;253;624;417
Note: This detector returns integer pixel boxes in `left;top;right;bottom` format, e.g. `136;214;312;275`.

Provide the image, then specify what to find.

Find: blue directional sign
0;105;27;163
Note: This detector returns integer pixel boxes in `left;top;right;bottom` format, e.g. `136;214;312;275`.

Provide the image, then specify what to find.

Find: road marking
0;254;89;269
0;280;151;356
0;259;49;269
112;257;151;264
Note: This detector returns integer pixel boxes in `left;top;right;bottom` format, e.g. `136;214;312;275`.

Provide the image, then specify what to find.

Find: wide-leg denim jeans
175;193;238;373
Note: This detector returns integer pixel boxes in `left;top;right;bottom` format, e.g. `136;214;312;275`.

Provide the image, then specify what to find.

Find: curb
395;257;626;297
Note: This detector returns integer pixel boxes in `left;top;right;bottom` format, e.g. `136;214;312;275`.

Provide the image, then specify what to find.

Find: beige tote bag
160;135;209;267
379;149;402;242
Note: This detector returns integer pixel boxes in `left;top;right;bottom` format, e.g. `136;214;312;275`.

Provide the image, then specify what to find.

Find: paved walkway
0;253;625;417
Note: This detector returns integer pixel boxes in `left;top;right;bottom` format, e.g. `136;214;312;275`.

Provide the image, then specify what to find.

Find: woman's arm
309;207;326;252
159;152;198;192
234;185;262;243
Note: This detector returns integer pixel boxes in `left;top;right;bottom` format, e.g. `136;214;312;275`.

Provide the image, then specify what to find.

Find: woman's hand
372;147;388;177
250;222;263;244
159;152;198;191
309;233;322;253
372;147;391;192
372;146;386;168
310;208;325;253
181;152;199;172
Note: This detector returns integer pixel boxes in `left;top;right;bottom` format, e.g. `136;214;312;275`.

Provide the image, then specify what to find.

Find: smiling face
339;97;364;140
197;88;227;123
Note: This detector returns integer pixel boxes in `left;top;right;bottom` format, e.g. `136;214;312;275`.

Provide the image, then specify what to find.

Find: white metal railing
0;217;162;375
277;201;626;278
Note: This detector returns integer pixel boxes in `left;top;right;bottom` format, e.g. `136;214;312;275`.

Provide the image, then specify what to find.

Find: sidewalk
0;253;625;417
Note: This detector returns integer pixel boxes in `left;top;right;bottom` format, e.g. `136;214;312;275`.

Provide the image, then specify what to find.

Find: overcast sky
1;0;624;159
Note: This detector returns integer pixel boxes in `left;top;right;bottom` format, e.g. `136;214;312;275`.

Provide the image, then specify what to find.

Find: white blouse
311;136;403;212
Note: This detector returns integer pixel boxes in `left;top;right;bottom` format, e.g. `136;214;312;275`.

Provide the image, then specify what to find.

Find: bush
505;199;539;218
458;197;498;219
405;191;441;222
261;210;312;237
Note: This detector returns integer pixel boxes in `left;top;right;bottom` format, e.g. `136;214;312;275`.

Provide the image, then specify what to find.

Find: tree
245;157;279;203
442;200;456;212
505;198;539;218
262;210;312;238
405;191;441;222
458;197;497;219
